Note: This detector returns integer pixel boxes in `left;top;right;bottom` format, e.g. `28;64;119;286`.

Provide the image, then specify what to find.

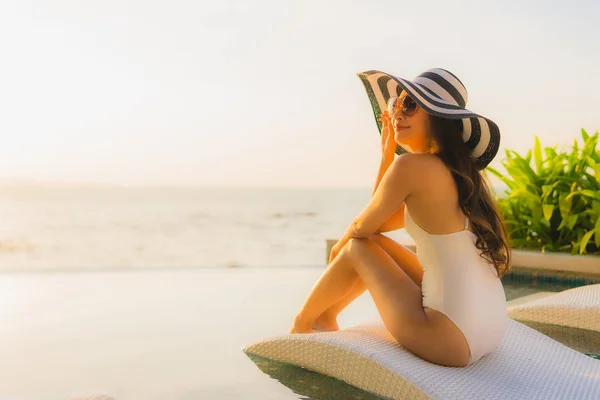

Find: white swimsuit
404;206;508;365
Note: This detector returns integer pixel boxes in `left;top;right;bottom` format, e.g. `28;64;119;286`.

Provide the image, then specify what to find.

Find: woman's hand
379;111;397;161
329;232;379;264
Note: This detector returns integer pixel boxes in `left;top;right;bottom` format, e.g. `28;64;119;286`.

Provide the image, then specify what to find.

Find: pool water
250;350;600;399
503;281;580;301
248;353;386;400
247;350;600;400
1;267;596;400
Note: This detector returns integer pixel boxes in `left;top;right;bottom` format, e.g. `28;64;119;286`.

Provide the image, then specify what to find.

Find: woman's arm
337;156;412;246
375;203;406;233
329;161;390;259
372;156;406;233
372;156;394;197
351;155;411;237
329;119;403;262
372;111;397;196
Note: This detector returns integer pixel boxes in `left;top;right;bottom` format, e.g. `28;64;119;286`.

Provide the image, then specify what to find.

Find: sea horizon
0;184;509;271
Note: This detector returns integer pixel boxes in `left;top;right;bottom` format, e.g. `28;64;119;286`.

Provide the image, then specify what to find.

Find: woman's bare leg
290;243;361;333
290;237;428;339
312;278;366;331
368;234;423;287
313;234;423;331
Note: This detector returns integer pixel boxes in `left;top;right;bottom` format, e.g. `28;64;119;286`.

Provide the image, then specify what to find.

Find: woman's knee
345;237;376;256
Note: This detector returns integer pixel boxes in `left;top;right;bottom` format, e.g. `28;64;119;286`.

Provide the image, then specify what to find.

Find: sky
0;0;598;188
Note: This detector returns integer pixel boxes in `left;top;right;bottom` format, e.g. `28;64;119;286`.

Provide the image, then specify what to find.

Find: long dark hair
427;114;511;279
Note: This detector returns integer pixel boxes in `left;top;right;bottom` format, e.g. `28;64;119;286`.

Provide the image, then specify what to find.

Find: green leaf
533;136;543;174
565;189;597;200
533;202;543;221
486;166;517;190
567;214;578;230
511;155;538;183
593;200;600;215
558;193;572;218
542;204;554;221
582;135;598;158
586;157;597;174
544;146;558;160
568;147;579;172
509;189;540;206
581;128;589;141
579;229;595;254
541;184;553;199
557;215;567;231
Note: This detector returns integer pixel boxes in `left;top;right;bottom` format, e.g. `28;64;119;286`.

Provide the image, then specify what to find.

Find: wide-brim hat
357;68;501;170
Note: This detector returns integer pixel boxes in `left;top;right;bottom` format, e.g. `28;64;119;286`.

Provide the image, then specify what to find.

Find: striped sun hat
357;68;501;170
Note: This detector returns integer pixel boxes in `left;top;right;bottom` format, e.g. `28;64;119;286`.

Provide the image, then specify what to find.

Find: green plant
487;129;600;255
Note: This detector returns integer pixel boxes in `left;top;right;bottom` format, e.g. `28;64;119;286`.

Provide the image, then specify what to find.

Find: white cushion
243;318;600;400
508;283;600;331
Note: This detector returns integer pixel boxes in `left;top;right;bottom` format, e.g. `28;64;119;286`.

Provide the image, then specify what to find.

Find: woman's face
389;91;433;154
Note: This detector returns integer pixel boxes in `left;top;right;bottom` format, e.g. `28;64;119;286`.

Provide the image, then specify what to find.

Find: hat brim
357;70;501;169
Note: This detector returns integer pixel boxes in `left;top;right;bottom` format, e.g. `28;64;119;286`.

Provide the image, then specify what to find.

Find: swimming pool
0;267;596;400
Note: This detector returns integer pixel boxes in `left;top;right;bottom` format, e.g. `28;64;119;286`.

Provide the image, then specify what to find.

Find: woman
289;68;511;368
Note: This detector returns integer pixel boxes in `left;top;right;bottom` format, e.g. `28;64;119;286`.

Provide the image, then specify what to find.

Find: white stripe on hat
412;76;459;105
472;118;491;158
386;78;397;103
462;118;472;142
426;68;468;105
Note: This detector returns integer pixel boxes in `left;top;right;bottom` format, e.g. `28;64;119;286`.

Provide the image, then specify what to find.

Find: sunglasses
387;95;419;117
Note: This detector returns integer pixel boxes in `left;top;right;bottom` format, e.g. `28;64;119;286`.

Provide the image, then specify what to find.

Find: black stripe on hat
358;74;383;132
476;119;500;168
376;75;393;105
418;71;466;108
441;68;467;91
362;70;381;76
419;84;446;101
464;117;481;150
376;75;405;105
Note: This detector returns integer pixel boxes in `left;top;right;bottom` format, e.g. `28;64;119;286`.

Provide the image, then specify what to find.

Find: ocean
0;185;417;270
0;185;508;271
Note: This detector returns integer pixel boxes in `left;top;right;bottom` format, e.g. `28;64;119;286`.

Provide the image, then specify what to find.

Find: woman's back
402;154;508;365
403;154;470;236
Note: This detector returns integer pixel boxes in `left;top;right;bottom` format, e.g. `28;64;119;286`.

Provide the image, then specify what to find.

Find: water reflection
245;353;386;400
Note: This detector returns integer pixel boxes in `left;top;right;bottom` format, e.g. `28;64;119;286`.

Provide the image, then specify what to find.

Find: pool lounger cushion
244;285;600;400
508;283;600;354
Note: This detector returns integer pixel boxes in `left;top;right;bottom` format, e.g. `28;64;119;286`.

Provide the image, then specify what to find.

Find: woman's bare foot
312;312;339;332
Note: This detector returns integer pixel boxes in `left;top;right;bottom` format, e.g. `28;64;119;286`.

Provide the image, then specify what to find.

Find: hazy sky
1;0;598;187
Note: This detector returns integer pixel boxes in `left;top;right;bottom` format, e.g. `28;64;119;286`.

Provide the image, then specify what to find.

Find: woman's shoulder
400;153;448;175
402;153;455;193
